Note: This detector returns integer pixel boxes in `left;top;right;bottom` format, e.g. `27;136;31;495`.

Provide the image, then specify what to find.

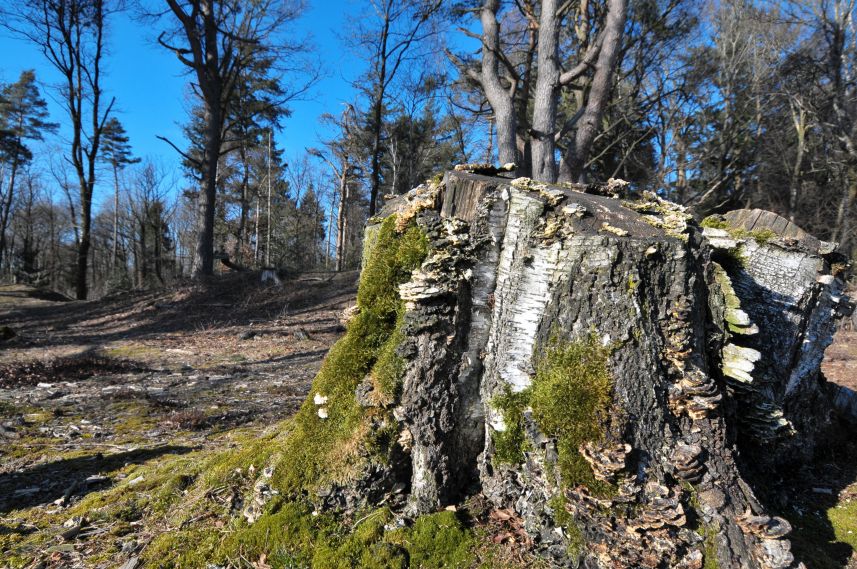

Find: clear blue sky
0;1;363;208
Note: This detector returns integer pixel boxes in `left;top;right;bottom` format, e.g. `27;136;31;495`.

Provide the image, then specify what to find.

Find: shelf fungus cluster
669;369;723;421
324;171;850;568
671;443;705;484
736;510;796;569
703;227;812;443
629;482;688;534
579;441;633;483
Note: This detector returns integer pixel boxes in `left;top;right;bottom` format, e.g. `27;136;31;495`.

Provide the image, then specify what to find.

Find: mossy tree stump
309;171;852;568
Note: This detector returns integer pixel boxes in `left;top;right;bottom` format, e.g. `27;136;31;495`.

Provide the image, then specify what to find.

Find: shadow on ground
0;270;357;353
0;445;194;513
744;412;857;569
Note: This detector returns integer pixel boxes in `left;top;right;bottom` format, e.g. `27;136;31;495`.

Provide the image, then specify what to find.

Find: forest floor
0;276;855;568
0;273;359;567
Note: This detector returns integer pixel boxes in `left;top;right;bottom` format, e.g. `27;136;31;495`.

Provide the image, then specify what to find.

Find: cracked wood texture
344;171;851;568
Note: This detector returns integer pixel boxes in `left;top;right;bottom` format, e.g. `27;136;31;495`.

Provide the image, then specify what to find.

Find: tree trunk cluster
327;170;852;568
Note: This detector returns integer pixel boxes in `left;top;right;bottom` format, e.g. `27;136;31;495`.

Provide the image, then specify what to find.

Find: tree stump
324;170;852;568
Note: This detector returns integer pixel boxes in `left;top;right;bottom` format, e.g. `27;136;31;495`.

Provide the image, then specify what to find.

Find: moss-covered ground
2;428;540;568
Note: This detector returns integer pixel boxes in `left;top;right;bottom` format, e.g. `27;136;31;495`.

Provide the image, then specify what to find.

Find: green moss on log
490;335;616;496
693;521;720;569
702;215;778;245
272;215;428;493
530;335;615;496
490;388;532;465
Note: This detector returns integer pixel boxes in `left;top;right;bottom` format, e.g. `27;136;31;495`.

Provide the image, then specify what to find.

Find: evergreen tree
0;70;56;272
99;117;140;278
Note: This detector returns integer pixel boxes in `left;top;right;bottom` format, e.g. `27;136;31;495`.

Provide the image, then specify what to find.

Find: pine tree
0;70;56;273
99;117;140;278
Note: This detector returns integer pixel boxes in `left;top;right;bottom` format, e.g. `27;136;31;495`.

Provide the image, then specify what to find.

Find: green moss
143;502;475;569
828;498;857;553
201;425;288;487
564;520;585;559
788;496;857;569
102;343;159;361
627;274;639;293
530;335;615;496
490;388;532;465
700;216;730;230
271;216;428;494
387;511;475;569
312;508;400;569
723;244;749;268
701;524;720;569
143;528;222;568
372;311;407;401
702;216;778;245
730;228;777;245
682;481;702;512
548;494;586;558
489;335;616;495
549;495;572;528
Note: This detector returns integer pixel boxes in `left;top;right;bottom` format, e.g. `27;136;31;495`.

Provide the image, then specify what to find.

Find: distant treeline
0;0;855;298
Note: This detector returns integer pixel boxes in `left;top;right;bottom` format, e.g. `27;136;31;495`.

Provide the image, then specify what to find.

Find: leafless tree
347;0;444;215
2;0;118;299
459;0;626;183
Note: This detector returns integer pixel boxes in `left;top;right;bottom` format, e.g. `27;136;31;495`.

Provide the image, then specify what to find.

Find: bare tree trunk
111;161;120;272
787;102;807;222
0;151;21;272
192;102;221;278
559;0;627;182
335;160;350;272
530;0;560;182
75;181;93;300
515;6;537;177
367;6;391;217
831;177;856;251
235;145;250;263
480;0;517;167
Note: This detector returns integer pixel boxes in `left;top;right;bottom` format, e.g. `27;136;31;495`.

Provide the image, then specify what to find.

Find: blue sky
0;1;364;208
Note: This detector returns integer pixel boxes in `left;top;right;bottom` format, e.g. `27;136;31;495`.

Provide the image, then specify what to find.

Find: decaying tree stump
326;170;852;568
